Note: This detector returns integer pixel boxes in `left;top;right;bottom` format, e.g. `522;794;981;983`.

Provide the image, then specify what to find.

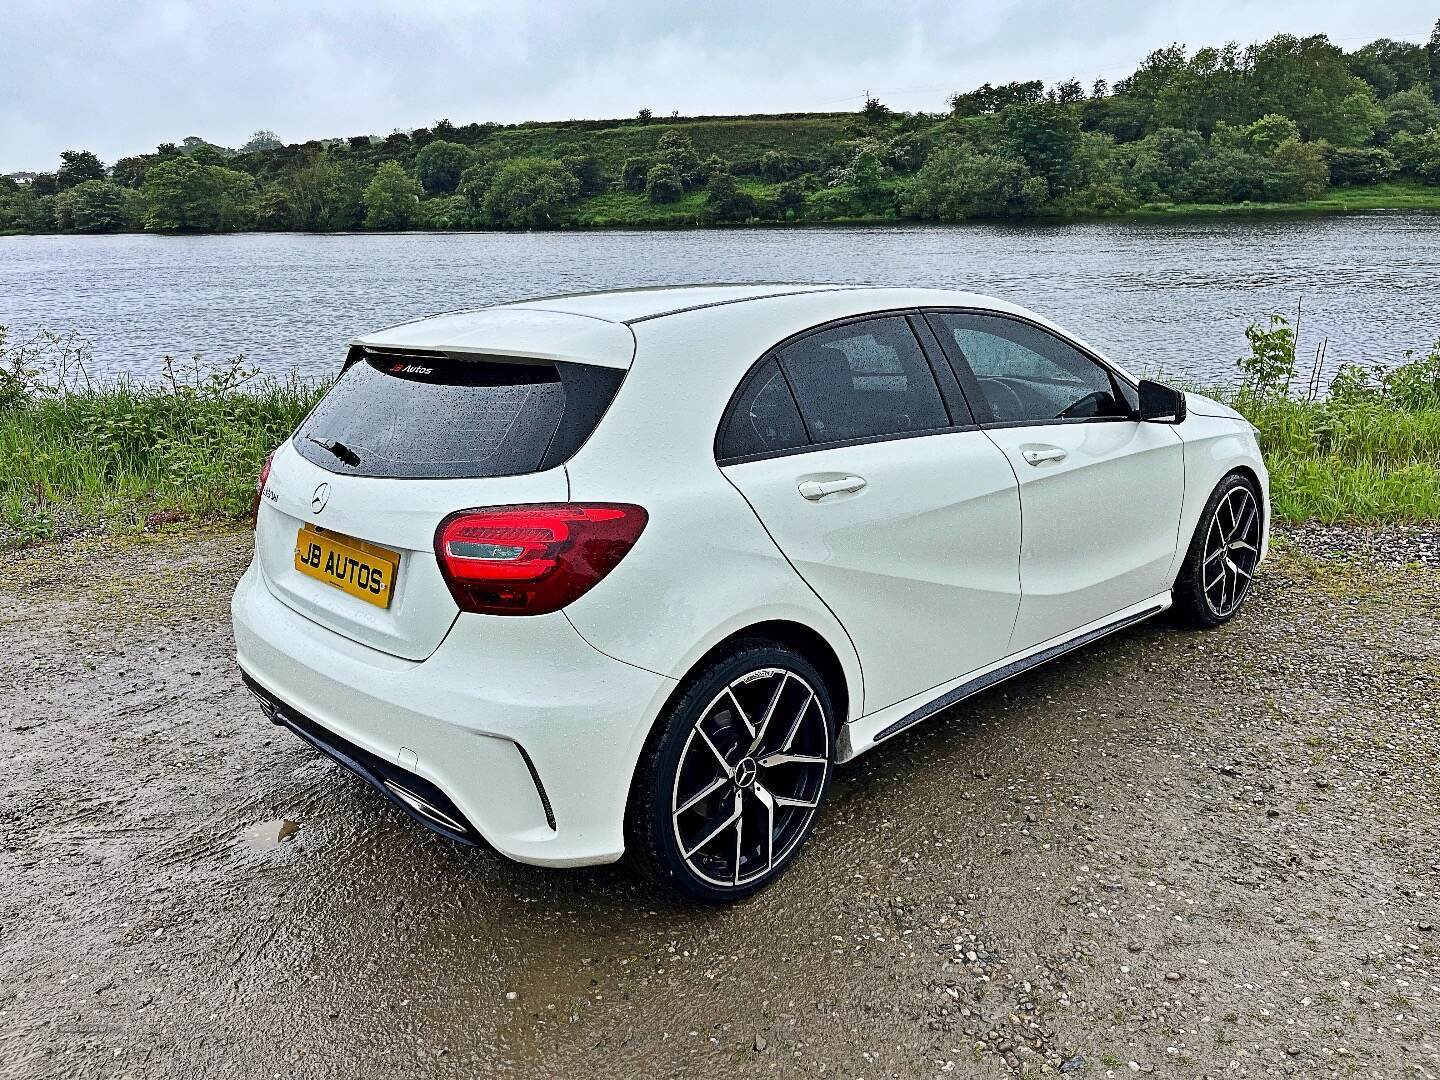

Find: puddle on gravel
240;818;300;851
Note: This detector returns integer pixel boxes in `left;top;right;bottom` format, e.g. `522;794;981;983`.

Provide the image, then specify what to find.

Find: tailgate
255;443;568;660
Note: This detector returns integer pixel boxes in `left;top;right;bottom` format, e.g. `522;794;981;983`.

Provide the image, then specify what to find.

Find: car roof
350;284;1081;371
510;283;847;323
352;285;847;366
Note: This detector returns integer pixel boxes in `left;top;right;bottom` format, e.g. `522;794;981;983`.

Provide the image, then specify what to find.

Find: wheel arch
623;618;854;809
1201;464;1267;549
1179;464;1264;559
1227;462;1263;496
661;619;853;732
620;617;855;866
1170;419;1271;588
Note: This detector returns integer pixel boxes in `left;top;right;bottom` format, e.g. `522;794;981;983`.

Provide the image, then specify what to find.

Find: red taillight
251;450;275;528
434;504;648;616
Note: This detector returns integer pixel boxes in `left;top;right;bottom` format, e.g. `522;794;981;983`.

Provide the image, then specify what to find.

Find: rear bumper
231;560;675;867
243;672;487;847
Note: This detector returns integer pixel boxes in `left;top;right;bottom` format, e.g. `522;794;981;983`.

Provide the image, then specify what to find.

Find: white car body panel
983;420;1185;651
234;560;675;865
256;440;569;660
1167;397;1272;577
231;285;1269;867
722;431;1021;713
558;470;866;700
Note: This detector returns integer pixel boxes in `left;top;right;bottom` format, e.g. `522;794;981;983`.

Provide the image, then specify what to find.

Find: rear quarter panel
561;308;866;720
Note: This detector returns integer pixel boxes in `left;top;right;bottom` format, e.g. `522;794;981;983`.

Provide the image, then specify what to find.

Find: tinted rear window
778;317;948;444
716;358;810;461
293;353;621;479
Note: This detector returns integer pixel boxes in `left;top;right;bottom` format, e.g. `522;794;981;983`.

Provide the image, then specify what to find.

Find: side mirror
1135;379;1187;423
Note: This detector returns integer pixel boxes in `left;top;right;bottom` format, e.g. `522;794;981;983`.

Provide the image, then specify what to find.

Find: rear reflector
251;449;275;528
434;504;648;616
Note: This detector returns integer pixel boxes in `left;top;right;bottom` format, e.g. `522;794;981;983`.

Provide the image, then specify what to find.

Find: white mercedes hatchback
233;284;1268;901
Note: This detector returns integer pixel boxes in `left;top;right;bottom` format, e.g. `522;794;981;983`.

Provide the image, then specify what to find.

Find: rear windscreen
293;353;622;479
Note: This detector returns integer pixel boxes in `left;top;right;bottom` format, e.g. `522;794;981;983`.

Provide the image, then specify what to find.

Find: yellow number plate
294;525;398;608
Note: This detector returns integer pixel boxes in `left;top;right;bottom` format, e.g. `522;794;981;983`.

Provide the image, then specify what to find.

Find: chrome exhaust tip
381;779;469;835
247;685;282;724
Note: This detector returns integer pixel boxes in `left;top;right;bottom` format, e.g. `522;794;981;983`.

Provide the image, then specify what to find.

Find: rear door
719;314;1021;714
256;350;621;660
926;310;1184;652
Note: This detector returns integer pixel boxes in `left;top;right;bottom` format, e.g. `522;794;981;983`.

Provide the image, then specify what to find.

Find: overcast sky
2;1;1435;173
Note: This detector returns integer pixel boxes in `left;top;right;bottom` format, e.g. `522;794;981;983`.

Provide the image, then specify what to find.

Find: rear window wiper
306;435;362;467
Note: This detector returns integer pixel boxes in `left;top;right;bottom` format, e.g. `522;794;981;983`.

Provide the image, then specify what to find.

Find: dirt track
2;526;1437;1079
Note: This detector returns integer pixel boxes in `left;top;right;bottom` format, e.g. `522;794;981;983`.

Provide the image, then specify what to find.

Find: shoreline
4;183;1438;239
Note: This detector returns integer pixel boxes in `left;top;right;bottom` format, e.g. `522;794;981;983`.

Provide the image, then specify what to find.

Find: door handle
1021;447;1068;466
797;475;867;500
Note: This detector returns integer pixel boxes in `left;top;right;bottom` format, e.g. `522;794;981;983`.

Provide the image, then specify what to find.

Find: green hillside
4;25;1440;233
479;115;856;171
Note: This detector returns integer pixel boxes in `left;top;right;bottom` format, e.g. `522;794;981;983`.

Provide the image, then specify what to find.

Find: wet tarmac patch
240;818;300;851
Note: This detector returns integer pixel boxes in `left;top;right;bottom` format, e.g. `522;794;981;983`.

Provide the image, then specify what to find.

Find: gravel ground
1;526;1436;1079
1275;521;1440;569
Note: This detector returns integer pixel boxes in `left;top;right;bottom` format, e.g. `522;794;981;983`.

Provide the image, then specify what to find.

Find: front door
926;310;1185;652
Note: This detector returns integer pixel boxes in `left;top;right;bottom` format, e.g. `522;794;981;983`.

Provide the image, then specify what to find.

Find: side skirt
837;592;1170;762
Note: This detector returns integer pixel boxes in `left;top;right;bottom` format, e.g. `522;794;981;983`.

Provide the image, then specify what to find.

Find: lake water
2;213;1438;387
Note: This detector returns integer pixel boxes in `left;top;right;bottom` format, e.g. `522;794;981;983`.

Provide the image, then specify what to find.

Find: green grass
571;189;710;227
1228;391;1440;523
1200;321;1440;524
0;339;323;545
571;179;778;227
483;116;856;174
1;321;1437;547
1127;182;1440;218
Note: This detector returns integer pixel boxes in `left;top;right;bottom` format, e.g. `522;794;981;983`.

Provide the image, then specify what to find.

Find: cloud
2;0;1434;172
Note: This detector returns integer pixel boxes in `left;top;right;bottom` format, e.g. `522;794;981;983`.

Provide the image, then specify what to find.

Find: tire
1172;472;1263;628
626;640;836;903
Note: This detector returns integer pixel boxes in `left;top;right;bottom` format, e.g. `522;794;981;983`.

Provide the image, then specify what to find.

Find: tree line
4;25;1439;234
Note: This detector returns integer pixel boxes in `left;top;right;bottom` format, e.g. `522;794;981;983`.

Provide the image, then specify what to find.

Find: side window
716;358;810;460
931;312;1131;425
778;317;948;444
